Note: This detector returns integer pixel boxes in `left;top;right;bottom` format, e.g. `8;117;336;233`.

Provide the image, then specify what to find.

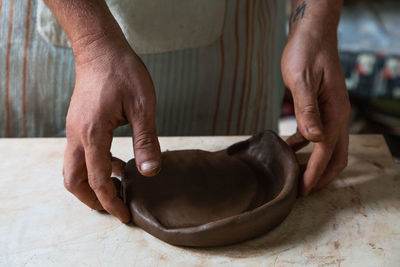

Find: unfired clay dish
118;131;299;247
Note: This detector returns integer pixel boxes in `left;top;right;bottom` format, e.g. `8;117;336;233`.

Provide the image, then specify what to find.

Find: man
43;0;350;223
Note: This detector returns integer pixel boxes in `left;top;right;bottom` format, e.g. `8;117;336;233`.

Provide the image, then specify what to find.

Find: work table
1;135;399;266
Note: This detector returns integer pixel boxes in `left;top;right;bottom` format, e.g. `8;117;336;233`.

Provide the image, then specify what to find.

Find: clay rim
128;131;299;235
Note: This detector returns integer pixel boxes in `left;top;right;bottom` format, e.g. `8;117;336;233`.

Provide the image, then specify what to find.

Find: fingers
131;120;162;177
292;78;324;142
290;75;332;195
286;128;346;196
63;143;103;210
286;128;310;152
84;145;130;223
301;139;336;196
126;98;162;177
315;128;349;190
111;156;126;178
82;131;130;223
64;106;130;223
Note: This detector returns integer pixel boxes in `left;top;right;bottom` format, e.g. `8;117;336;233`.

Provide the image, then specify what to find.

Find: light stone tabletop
0;135;399;266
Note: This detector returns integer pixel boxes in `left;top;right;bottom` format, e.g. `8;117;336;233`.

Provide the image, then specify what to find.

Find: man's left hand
281;24;351;196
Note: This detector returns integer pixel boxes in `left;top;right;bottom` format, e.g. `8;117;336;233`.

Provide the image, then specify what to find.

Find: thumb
292;79;324;142
129;110;162;177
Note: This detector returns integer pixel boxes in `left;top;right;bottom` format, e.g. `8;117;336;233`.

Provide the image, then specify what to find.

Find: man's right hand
42;0;162;223
63;35;161;223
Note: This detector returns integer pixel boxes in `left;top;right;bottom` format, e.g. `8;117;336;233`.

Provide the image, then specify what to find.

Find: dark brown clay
120;131;299;247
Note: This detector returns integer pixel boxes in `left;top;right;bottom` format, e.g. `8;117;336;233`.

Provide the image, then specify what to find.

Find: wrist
43;0;131;66
289;22;338;47
289;0;341;44
72;27;131;67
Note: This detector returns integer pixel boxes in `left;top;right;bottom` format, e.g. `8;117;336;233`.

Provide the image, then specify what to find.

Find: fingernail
140;161;160;174
308;126;322;135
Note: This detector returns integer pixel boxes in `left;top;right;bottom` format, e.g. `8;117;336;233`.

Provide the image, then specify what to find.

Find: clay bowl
120;131;299;247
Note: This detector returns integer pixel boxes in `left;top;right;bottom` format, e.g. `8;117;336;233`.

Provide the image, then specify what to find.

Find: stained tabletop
0;135;399;266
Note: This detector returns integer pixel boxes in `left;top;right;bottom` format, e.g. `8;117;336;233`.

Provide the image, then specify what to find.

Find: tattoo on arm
290;2;307;26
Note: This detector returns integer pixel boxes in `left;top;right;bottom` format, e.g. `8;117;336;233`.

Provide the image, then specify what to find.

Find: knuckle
132;96;155;119
66;112;98;145
79;121;92;139
101;202;113;212
100;196;117;212
284;64;303;79
294;70;314;88
134;130;156;150
289;68;322;96
88;173;106;192
129;88;156;113
63;175;78;193
79;121;102;146
133;97;147;116
133;95;153;115
285;72;303;91
301;104;319;116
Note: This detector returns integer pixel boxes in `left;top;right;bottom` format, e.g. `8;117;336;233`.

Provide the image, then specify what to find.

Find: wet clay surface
120;131;299;247
124;150;277;229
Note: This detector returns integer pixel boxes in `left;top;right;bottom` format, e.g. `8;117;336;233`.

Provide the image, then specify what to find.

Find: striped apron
0;0;286;137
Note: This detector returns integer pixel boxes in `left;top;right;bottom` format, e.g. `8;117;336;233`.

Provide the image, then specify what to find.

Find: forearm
289;0;342;40
43;0;128;64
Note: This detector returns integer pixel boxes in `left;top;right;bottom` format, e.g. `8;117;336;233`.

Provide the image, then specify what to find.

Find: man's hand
282;0;351;196
64;38;161;223
44;0;161;222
